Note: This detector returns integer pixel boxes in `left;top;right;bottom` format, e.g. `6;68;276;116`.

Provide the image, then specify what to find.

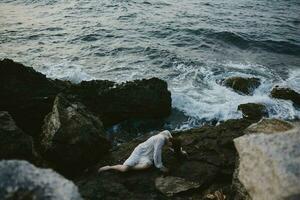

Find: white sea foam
38;60;299;130
286;68;300;93
39;62;95;84
170;62;300;129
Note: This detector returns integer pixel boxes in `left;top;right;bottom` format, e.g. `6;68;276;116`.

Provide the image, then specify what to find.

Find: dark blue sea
1;0;300;129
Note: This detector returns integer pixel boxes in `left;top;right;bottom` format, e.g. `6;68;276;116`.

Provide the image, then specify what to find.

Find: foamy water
170;62;300;129
38;60;300;130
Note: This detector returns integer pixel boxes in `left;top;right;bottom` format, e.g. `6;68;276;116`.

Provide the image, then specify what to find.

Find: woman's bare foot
98;165;111;173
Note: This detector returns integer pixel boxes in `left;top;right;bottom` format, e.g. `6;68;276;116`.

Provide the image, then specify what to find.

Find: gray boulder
0;111;34;161
0;160;82;200
234;119;300;200
41;94;111;174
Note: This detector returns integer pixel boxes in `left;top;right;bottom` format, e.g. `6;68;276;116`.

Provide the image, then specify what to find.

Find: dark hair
169;137;182;154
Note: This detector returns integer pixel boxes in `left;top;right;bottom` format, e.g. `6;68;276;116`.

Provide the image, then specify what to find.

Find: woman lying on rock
98;130;186;173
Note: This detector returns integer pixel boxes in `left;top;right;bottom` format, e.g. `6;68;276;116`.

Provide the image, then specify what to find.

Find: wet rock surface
0;59;65;137
65;78;172;127
223;77;261;95
238;103;268;121
234;121;300;200
41;94;111;174
0;111;34;161
76;119;253;200
271;86;300;106
0;160;82;200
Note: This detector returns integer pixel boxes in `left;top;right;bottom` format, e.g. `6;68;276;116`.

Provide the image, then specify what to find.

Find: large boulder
41;94;111;174
237;103;268;121
0;59;171;135
223;77;260;95
0;59;66;137
0;111;34;161
76;119;253;200
271;86;300;106
65;78;172;126
0;160;82;200
234;119;300;200
245;118;294;134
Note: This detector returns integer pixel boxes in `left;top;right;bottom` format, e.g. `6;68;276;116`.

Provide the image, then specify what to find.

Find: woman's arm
153;138;166;170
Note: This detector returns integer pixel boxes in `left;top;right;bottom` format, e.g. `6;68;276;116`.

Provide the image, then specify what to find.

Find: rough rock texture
65;78;172;126
271;86;300;106
237;103;268;121
76;119;253;200
155;176;200;197
232;161;252;200
234;120;300;200
245;118;294;134
0;59;171;137
205;191;227;200
0;160;82;200
0;59;66;137
223;77;260;95
0;111;34;161
41;94;111;174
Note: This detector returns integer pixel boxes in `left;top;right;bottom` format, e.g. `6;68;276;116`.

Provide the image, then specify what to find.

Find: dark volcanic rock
0;59;66;137
0;59;171;138
271;86;300;106
76;119;253;200
0;160;82;200
0;111;34;161
238;103;268;121
65;78;172;126
223;77;261;95
41;94;111;174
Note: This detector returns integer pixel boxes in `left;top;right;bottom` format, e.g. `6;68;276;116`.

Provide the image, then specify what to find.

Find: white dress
123;131;171;169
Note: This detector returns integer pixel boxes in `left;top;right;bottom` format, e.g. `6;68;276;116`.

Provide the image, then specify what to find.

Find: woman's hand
160;166;169;173
181;149;188;156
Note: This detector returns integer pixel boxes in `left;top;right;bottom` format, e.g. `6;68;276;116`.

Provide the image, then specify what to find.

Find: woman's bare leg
98;165;129;172
99;163;151;172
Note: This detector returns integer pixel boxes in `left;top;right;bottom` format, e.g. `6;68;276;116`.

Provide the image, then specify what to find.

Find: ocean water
1;0;300;129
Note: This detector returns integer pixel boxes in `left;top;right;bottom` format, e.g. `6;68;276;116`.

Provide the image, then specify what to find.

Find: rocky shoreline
0;59;299;200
